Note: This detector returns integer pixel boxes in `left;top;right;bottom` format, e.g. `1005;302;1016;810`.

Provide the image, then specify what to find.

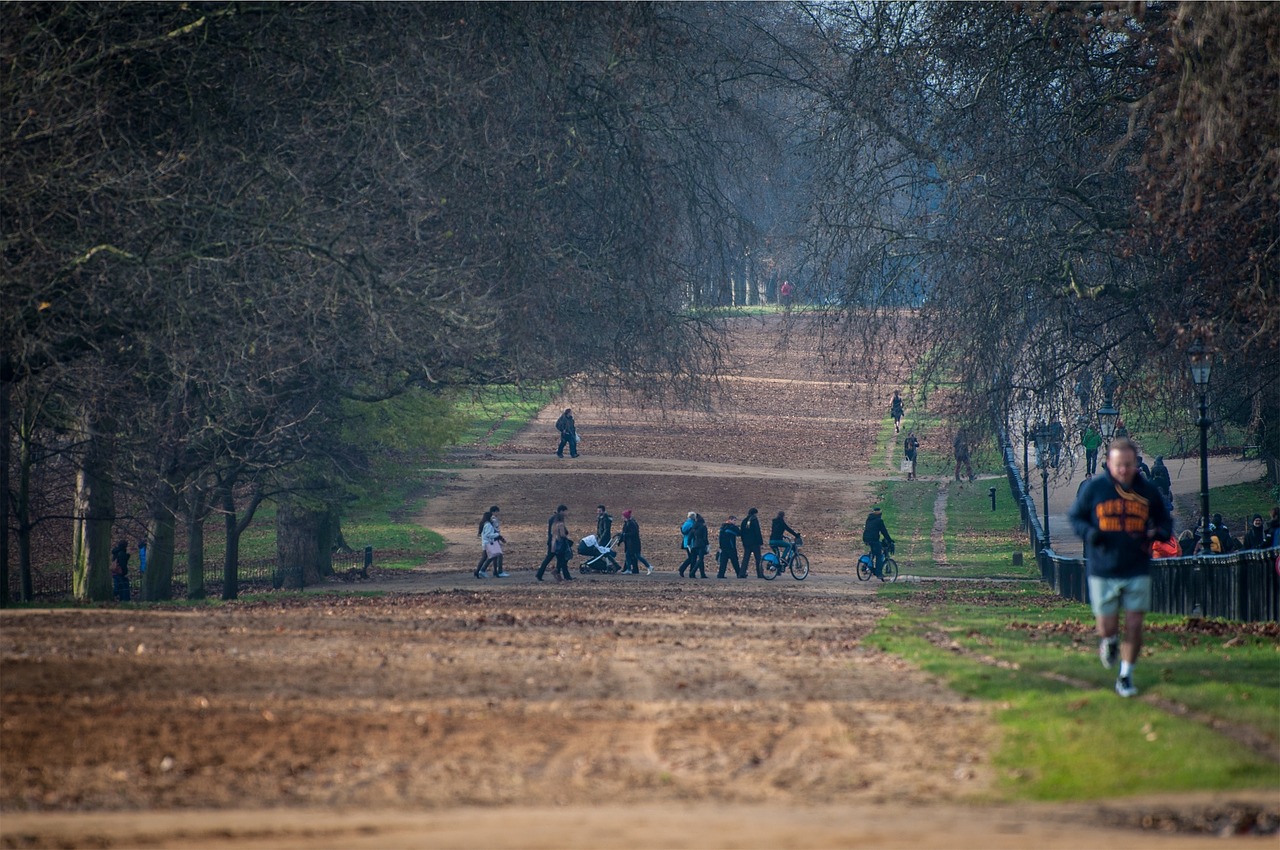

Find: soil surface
1;315;1273;848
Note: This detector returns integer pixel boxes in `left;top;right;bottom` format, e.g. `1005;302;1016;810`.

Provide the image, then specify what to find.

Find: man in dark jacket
1069;438;1173;699
555;408;578;458
596;505;613;544
861;507;894;580
740;508;765;578
538;504;569;575
716;516;743;579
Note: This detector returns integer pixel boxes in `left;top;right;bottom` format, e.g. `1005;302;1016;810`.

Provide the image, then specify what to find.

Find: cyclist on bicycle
862;506;895;581
769;511;801;562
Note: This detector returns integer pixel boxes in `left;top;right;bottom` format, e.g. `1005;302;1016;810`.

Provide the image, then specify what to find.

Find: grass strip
865;583;1278;800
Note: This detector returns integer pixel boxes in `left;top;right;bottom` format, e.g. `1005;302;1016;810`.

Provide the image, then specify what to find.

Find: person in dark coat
555;408;578;458
538;504;569;575
861;507;894;580
716;516;743;579
681;514;709;579
110;539;131;602
619;510;652;575
1069;438;1173;699
740;508;765;578
890;392;905;435
769;511;800;562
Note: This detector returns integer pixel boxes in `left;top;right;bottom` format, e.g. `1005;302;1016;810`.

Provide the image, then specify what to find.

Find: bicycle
856;546;898;582
761;535;809;581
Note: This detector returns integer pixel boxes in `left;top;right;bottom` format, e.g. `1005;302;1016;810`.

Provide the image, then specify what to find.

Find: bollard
988;487;997;511
364;546;373;571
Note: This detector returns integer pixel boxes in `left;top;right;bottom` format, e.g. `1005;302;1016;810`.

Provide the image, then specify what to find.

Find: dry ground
2;315;1272;848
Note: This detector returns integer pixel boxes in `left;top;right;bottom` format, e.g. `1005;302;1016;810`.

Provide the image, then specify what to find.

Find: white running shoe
1115;675;1138;698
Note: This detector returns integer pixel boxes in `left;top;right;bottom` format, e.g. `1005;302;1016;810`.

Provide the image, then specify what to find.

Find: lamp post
1034;421;1051;550
1188;340;1214;553
1096;394;1120;455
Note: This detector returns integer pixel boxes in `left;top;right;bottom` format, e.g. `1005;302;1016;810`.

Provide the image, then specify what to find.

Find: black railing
997;426;1279;623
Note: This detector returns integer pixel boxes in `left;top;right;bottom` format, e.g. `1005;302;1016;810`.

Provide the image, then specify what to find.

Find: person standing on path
110;539;131;602
904;430;920;480
538;504;569;575
740;508;765;578
1082;425;1102;477
1069;438;1172;699
555;408;578;458
619;510;652;575
689;513;709;578
716;515;743;579
890;391;905;435
861;507;894;581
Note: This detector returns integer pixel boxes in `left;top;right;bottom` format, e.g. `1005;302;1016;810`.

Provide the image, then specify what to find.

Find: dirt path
2;316;1268;849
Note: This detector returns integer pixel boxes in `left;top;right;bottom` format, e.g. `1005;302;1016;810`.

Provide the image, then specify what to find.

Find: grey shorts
1088;575;1152;618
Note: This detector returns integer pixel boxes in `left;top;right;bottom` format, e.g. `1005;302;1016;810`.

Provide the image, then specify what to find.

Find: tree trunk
221;479;240;601
185;486;211;600
72;416;114;602
144;478;179;601
1;353;9;607
275;500;336;589
16;413;34;601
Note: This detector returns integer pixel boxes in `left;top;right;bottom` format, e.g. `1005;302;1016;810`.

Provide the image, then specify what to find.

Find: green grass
864;583;1279;800
1187;478;1278;530
942;481;1039;578
453;384;559;447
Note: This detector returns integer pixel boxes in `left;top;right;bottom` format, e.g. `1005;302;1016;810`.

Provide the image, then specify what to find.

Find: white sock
1119;660;1134;678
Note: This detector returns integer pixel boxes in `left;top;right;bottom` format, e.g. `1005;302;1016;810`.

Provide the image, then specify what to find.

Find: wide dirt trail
2;315;1260;849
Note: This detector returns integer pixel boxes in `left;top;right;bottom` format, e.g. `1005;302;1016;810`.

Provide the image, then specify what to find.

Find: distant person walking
1069;438;1173;698
110;539;131;602
890;392;905;435
740;508;765;578
555;408;579;458
716;515;743;579
779;279;794;308
1082;426;1102;477
475;506;507;579
538;509;575;582
538;504;569;576
904;430;919;480
619;510;653;575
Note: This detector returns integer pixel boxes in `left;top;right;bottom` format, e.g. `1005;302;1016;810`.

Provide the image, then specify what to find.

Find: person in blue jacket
1069;438;1172;699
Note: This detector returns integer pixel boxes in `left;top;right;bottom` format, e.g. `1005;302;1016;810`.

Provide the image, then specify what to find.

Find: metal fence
999;429;1279;623
6;547;380;602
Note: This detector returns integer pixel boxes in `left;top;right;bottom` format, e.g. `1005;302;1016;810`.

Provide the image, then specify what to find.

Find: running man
1069;437;1172;698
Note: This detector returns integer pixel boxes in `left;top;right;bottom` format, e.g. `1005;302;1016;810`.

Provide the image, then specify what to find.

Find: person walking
596;505;614;546
740;508;765;578
677;512;697;577
475;506;507;578
619;510;653;575
716;515;743;579
890;391;905;435
953;429;974;482
689;513;709;578
904;430;919;480
555;408;579;458
537;504;569;576
110;539;131;602
861;506;895;581
539;509;575;582
1082;425;1102;477
1068;437;1173;698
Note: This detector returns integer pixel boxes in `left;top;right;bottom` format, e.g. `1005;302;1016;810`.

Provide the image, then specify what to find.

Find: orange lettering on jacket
1094;486;1151;535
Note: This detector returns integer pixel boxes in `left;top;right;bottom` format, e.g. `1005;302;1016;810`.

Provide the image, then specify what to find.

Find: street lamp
1096;396;1120;451
1188;339;1215;553
1033;421;1051;550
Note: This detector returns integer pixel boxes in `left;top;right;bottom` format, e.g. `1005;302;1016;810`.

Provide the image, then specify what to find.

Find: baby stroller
578;534;623;574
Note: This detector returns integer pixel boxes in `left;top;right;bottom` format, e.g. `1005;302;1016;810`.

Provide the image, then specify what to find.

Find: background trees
4;2;1275;602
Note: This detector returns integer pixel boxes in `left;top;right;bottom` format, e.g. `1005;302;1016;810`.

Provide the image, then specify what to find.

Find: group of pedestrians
478;503;822;582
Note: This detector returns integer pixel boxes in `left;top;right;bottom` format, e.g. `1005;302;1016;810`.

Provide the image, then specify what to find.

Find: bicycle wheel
856;554;872;581
761;554;779;580
882;558;899;582
789;552;809;581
